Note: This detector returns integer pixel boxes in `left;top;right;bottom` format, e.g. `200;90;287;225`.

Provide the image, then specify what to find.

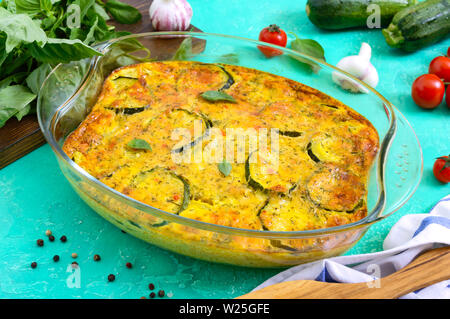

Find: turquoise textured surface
0;0;449;299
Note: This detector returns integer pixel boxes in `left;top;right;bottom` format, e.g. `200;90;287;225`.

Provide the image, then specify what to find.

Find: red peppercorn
148;283;155;290
140;296;146;299
93;254;101;261
149;292;155;298
158;290;165;297
108;274;115;282
60;235;67;242
31;262;37;269
126;262;132;269
36;239;44;247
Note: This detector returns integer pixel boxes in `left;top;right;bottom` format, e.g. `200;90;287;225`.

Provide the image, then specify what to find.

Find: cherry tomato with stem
411;74;445;109
433;155;450;184
258;24;287;58
429;56;450;83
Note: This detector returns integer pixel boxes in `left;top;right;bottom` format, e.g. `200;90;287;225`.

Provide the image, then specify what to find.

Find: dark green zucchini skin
382;0;450;52
306;0;418;30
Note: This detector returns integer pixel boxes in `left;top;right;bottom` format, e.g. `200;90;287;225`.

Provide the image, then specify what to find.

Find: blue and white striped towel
254;195;450;299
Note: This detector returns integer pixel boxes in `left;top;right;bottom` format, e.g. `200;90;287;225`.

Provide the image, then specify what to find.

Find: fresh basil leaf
26;63;52;94
218;159;232;177
0;8;47;52
15;103;31;121
105;0;141;24
40;0;52;12
93;3;110;21
172;37;192;61
201;90;236;103
83;16;99;45
15;0;41;14
290;35;325;73
0;33;7;67
0;72;28;89
127;138;152;151
28;38;102;63
0;85;36;127
73;0;96;21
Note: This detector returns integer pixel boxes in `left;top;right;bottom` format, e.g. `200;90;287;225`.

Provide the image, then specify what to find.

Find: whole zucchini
306;0;418;30
382;0;450;52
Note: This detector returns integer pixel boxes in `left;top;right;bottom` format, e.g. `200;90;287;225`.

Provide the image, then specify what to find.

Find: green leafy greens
201;90;237;103
0;0;142;127
290;33;325;73
218;159;232;177
127;138;152;151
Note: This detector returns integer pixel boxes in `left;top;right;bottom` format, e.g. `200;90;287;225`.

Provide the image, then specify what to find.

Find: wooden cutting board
0;0;204;169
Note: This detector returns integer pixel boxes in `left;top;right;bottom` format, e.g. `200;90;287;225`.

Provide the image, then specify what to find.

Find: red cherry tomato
411;74;445;109
446;85;450;108
257;24;287;58
433;155;450;183
429;56;450;82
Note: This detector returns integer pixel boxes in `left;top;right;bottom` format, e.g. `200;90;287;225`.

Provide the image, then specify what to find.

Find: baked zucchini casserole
63;61;379;264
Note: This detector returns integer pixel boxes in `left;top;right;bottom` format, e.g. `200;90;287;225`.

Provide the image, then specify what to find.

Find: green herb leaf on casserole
127;138;152;151
201;90;236;103
218;159;232;177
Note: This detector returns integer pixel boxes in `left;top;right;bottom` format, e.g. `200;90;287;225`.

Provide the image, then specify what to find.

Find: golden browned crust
63;61;379;233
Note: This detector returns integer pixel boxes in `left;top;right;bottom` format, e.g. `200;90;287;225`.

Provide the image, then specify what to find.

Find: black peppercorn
60;235;67;242
149;292;155;298
158;290;165;297
48;235;55;242
93;254;101;261
148;283;155;290
53;255;60;262
108;274;115;282
31;262;37;269
37;239;44;247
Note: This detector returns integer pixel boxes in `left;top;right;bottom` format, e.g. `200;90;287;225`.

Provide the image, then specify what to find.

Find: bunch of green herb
0;0;142;127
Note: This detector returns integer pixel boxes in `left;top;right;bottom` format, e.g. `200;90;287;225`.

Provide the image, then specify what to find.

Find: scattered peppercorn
93;254;101;261
108;274;115;282
158;290;165;297
45;230;52;236
60;235;67;242
126;262;132;269
53;255;60;262
36;239;44;247
71;253;78;259
71;262;79;268
149;292;155;298
48;235;55;242
140;296;146;299
148;283;155;290
31;262;37;269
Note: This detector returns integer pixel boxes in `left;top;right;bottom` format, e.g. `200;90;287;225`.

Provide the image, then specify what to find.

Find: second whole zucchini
306;0;418;30
382;0;450;52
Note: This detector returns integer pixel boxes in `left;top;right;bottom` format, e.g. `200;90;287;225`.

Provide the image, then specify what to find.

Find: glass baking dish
37;32;422;267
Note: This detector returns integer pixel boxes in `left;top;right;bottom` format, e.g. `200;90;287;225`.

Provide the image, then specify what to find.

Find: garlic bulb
332;43;379;93
149;0;193;31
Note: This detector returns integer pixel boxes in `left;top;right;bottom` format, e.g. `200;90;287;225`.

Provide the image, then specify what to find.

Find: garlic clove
332;42;379;94
149;0;193;31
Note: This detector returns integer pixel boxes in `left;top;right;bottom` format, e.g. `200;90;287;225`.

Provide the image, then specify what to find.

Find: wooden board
0;0;204;169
